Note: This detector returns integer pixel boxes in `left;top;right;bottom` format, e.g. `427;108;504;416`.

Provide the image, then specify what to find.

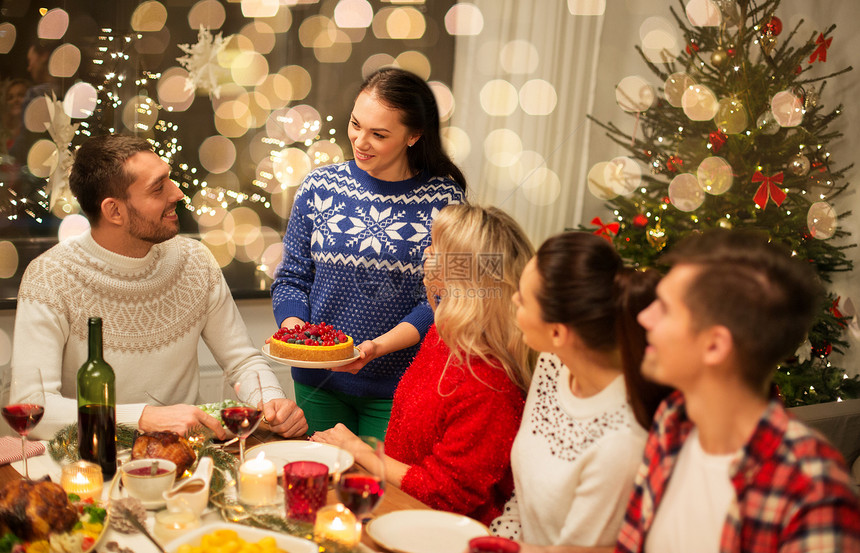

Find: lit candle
314;504;361;547
60;461;104;501
153;509;201;544
239;451;277;505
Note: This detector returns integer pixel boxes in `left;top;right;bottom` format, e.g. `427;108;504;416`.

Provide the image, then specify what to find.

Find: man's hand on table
262;398;308;437
139;404;227;439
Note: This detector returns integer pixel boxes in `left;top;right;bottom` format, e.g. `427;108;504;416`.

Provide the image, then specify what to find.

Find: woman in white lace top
490;232;671;551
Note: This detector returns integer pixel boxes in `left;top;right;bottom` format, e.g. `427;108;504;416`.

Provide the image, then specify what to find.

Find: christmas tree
587;0;858;406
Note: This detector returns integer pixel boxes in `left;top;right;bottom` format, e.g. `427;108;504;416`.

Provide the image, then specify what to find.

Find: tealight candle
153;508;201;544
314;504;361;547
60;461;104;501
239;451;277;505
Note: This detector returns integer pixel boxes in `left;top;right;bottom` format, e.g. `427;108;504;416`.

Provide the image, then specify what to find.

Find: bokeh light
231;50;269;86
256;74;293;110
63;82;98;119
48;43;81;78
300;15;337;48
280;65;312;101
158;67;195;112
615;75;654;112
131;1;168;33
241;0;279;18
568;0;606;16
334;0;374;28
122;95;159;132
24;96;51;133
362;53;396;78
374;7;426;40
199;135;237;174
685;0;721;27
202;229;237;268
714;98;748;134
441;126;471;165
771;90;803;127
696;156;733;195
642;26;679;64
0;242;18;279
500;40;539;75
240;21;276;54
484;129;523;168
682;84;719;120
188;0;225;29
0;23;16;54
394;51;430;80
587;161;616;200
519;79;557;116
37;8;69;40
521;167;561;206
807;201;837;239
664;72;695;107
429;81;455;122
668;173;705;211
480;80;518;117
27;139;58;179
307;140;345;168
603;156;641;195
135;27;171;55
57;214;90;242
314;31;353;63
273;147;313;188
445;3;484;36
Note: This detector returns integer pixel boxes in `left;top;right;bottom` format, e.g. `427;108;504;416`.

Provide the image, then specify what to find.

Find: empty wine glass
221;371;263;464
335;436;385;522
3;369;45;479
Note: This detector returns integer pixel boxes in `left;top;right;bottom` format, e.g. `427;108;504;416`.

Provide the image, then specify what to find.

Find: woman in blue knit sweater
271;68;467;439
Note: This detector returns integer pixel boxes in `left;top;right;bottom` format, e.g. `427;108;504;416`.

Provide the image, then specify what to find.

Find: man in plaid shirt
614;230;860;553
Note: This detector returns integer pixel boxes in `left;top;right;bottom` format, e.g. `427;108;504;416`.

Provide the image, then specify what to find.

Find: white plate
366;510;489;553
108;471;169;510
262;343;361;368
244;441;353;474
165;522;317;553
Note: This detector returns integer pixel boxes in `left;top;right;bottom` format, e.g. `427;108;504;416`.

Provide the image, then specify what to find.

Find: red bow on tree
752;171;786;209
591;217;619;242
809;33;832;64
709;130;727;153
830;296;846;327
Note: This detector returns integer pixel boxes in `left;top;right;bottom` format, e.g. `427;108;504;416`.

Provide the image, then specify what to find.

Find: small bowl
121;459;177;503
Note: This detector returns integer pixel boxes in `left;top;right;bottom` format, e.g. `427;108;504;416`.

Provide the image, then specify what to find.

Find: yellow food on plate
174;529;287;553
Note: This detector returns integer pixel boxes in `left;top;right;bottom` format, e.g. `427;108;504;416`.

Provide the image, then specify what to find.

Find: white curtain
450;0;605;245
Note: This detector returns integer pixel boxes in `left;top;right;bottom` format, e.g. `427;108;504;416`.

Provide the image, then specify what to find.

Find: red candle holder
283;461;328;523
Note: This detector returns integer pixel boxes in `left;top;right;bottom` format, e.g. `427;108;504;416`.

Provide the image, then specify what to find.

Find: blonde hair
430;204;536;391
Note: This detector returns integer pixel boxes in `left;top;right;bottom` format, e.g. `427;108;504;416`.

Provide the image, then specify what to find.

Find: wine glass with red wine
221;371;263;464
2;369;45;479
336;436;385;522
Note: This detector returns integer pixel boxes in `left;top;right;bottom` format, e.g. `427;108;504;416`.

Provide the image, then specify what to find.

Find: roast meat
0;477;78;541
131;431;196;476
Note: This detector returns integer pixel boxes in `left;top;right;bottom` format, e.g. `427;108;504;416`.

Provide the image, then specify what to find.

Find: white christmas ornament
682;84;719;121
177;25;232;99
771;91;803;127
668;173;705;211
795;335;812;363
615;76;654;113
807;201;837;239
603;156;641;196
696;156;733;195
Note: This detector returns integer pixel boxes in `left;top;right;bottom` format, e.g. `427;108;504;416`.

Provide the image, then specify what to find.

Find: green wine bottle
77;317;117;477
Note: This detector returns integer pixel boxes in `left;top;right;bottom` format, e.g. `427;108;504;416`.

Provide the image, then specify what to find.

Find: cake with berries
269;322;355;362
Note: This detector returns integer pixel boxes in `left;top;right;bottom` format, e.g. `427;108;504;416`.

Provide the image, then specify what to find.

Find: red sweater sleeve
398;376;523;522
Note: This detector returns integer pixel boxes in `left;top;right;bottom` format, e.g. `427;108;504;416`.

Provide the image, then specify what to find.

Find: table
0;430;430;552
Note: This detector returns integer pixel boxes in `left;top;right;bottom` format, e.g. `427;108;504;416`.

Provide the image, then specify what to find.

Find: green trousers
294;381;393;440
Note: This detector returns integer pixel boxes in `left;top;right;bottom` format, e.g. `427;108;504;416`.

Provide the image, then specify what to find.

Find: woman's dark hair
534;232;671;429
359;68;467;192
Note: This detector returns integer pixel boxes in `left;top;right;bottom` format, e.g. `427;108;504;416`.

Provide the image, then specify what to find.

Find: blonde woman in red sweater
311;204;535;524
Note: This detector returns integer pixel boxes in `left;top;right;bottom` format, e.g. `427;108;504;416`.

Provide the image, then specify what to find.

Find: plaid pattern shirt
616;391;860;553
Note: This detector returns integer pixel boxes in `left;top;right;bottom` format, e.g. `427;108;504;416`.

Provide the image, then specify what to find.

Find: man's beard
127;203;179;245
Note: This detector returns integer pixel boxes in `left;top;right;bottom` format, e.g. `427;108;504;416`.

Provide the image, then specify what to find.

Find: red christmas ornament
765;16;782;36
752;171;786;209
666;155;683;173
727;47;736;57
685;40;700;55
795;65;803;75
632;214;648;228
811;342;832;358
709;130;727;153
830;297;847;327
809;33;832;64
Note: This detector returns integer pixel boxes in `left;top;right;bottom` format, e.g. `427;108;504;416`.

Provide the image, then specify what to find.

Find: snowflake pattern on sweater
272;161;464;398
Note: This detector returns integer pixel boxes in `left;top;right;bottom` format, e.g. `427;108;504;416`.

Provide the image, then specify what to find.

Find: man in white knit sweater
11;134;307;440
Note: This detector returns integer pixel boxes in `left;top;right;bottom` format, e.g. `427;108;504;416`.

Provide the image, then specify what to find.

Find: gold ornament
717;217;732;229
761;35;777;55
711;47;728;67
647;224;667;251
